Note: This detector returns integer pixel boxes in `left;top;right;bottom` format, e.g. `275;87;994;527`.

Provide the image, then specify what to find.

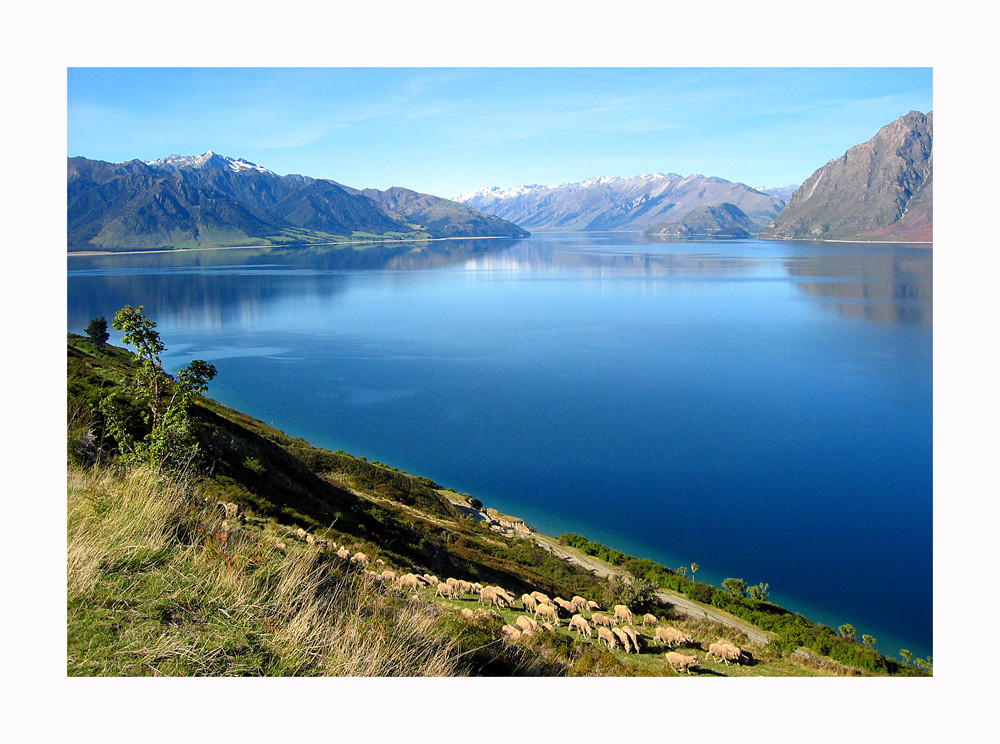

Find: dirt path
532;533;773;646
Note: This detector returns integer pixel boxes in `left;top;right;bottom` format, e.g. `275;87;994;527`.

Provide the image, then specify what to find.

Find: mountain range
455;174;789;232
760;111;933;242
67;152;528;251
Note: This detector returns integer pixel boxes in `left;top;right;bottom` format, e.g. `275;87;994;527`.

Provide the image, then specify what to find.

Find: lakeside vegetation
66;310;930;677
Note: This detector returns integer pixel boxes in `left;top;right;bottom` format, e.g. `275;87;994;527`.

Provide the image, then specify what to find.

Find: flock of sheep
369;569;753;674
275;515;753;675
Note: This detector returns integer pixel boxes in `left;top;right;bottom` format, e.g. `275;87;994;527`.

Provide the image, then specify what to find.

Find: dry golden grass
67;464;463;676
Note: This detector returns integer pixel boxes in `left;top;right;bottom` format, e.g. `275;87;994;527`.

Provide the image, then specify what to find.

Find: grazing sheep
397;573;422;590
656;627;694;649
521;594;539;613
516;616;539;633
571;596;590;612
460;608;475;620
529;591;551;603
481;587;511;608
534;602;560;626
643;613;658;627
423;574;440;586
351;552;370;566
381;570;397;583
708;642;743;666
435;582;458;599
541;622;555;632
597;626;617;650
591;612;614;628
336;548;352;561
612;628;635;653
494;587;516;606
586;600;601;611
446;577;461;588
665;652;700;674
457;580;473;595
479;586;500;606
613;605;634;625
470;583;484;594
501;624;522;641
569;614;593;638
622;625;643;652
294;527;309;542
553;597;577;615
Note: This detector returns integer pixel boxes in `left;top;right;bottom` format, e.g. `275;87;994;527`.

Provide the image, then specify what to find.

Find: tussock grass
67;464;463;676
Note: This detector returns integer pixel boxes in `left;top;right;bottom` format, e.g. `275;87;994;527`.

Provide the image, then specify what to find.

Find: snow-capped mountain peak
145;151;274;175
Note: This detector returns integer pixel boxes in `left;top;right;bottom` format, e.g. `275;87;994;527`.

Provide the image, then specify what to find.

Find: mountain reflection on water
68;235;932;332
784;251;932;325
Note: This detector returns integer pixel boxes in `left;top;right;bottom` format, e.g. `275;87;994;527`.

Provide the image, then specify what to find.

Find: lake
67;232;933;661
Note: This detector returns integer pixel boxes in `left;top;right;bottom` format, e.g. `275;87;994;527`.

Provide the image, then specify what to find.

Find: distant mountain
760;111;933;243
67;152;528;251
755;185;799;204
455;173;786;232
643;203;757;238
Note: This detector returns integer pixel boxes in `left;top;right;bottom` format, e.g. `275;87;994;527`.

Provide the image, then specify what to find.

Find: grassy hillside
66;330;930;677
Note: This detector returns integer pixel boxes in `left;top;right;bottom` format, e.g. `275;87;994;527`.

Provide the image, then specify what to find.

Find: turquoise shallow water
68;232;933;661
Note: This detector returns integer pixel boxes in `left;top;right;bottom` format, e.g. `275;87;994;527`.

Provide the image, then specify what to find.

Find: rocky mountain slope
643;203;757;238
455;173;786;232
760;111;933;242
67;152;528;251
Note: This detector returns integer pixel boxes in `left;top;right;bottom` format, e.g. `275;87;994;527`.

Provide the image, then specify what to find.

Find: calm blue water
67;233;933;661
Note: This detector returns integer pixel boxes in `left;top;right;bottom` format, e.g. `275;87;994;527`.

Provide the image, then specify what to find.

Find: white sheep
501;624;522;641
656;627;694;649
612;627;634;653
529;591;551;604
708;641;743;666
590;612;614;627
622;625;643;652
665;651;699;674
569;614;593;637
597;626;617;650
533;602;560;626
586;600;601;611
643;613;659;626
381;569;397;583
516;615;540;633
435;582;458;599
397;573;422;590
613;604;634;625
521;593;539;612
553;597;577;615
571;595;590;612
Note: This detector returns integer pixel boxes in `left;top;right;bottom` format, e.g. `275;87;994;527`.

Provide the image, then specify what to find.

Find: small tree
85;315;109;345
838;623;857;640
900;649;913;665
862;634;877;648
690;562;699;582
747;582;770;602
676;566;687;579
99;305;216;471
722;577;747;598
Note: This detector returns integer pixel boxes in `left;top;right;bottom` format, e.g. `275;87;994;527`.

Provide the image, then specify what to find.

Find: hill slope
67;153;528;251
760;111;933;242
643;203;757;238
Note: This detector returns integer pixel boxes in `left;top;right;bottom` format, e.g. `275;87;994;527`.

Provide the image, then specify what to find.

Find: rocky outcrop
760;111;932;243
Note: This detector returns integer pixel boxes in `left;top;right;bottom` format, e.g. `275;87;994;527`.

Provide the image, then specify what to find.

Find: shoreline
66;234;527;257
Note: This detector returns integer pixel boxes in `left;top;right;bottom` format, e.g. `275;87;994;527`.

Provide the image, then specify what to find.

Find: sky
67;67;932;198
